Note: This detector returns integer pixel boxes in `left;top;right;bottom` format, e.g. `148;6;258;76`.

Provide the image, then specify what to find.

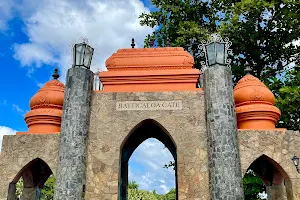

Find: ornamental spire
52;68;60;80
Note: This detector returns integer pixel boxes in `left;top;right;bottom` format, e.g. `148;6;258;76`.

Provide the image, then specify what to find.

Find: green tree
139;0;218;68
41;175;56;200
16;178;23;198
162;188;176;200
243;170;266;200
16;176;56;200
266;68;300;130
128;180;139;190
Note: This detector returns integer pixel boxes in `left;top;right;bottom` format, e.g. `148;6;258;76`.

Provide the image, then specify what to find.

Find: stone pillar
266;182;288;200
36;187;42;200
7;183;16;200
54;67;93;200
21;187;37;200
204;64;244;199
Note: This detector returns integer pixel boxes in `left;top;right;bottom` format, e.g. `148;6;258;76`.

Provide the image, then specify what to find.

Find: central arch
119;119;177;200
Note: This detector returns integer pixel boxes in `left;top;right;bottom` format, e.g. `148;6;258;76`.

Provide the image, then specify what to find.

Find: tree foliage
265;67;300;130
16;175;56;200
128;181;176;200
41;175;56;200
243;170;266;200
128;180;139;190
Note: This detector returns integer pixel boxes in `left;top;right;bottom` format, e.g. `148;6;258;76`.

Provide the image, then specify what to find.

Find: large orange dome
234;73;281;129
21;69;65;134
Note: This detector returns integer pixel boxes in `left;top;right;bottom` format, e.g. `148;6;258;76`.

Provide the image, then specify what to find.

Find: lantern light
73;42;94;69
199;33;232;69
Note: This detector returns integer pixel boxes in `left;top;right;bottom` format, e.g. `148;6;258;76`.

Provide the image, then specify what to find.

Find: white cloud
0;1;14;30
129;138;175;194
12;104;25;115
0;126;17;151
10;0;153;81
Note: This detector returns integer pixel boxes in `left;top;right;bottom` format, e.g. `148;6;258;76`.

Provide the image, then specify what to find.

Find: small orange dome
22;69;65;134
234;74;275;106
234;73;281;129
29;79;64;110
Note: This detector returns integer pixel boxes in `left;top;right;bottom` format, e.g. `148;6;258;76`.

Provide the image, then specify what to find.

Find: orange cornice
101;47;200;92
105;47;194;71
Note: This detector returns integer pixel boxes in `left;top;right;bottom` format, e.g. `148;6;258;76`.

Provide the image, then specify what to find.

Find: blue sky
0;0;174;194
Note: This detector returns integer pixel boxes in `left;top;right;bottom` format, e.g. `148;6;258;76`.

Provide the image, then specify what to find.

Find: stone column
204;64;244;199
21;187;37;200
266;182;288;200
54;67;93;200
7;183;16;200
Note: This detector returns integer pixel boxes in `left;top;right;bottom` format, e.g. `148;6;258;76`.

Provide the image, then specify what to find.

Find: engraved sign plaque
116;100;182;111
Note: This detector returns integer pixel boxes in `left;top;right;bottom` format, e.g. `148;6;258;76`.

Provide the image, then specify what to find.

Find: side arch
8;158;53;200
244;154;293;200
119;119;177;200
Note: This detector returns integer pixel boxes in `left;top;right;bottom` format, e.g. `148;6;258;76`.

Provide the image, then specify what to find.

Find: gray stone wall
54;67;94;200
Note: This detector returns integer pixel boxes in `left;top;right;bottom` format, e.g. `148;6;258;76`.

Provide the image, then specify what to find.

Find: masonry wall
239;130;300;199
0;92;299;200
85;90;209;200
0;134;59;200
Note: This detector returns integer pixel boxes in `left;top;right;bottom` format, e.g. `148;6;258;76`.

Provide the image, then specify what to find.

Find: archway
120;119;177;200
244;155;293;200
7;158;54;200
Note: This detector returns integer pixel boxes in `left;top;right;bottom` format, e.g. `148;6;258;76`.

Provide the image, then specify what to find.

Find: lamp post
73;42;94;69
200;34;244;200
292;155;300;173
54;42;94;200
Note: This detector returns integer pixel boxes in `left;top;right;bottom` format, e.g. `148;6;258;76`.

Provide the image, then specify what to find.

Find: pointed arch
12;158;53;188
244;154;293;200
7;158;53;200
119;119;177;200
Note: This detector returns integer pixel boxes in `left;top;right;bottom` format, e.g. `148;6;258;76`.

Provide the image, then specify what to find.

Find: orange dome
234;73;281;129
234;74;275;106
29;80;64;110
21;69;65;134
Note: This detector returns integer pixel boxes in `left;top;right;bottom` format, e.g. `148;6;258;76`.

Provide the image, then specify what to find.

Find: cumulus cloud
10;0;153;80
129;138;175;194
0;1;14;30
0;126;17;151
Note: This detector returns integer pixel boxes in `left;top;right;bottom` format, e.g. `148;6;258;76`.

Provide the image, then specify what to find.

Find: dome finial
131;38;135;48
52;68;60;80
244;61;252;74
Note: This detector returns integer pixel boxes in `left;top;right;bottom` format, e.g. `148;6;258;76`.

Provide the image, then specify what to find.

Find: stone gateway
0;45;299;200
